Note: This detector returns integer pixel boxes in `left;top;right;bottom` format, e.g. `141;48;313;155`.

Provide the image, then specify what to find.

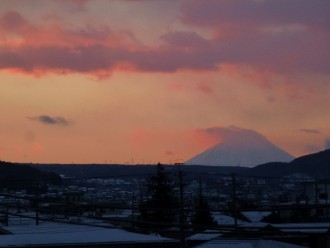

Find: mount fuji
186;127;294;167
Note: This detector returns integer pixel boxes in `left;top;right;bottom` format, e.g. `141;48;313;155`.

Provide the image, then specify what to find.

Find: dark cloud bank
28;115;70;126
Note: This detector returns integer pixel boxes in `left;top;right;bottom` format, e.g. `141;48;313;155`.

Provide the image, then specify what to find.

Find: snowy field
0;214;171;247
196;239;306;248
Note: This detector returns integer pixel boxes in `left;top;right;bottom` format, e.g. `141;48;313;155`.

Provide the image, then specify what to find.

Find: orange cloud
14;145;23;154
31;143;43;153
127;127;216;163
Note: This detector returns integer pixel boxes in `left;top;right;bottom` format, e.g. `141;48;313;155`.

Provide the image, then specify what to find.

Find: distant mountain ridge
27;149;330;179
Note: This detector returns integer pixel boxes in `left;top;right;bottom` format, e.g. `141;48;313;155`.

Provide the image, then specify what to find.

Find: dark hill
288;149;330;177
244;162;290;178
0;161;62;191
245;149;330;178
290;149;330;166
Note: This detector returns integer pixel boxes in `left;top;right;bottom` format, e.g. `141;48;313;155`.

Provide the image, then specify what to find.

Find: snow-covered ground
242;211;271;222
2;211;328;247
212;211;330;233
273;222;330;233
196;239;307;248
187;230;222;241
0;215;172;247
212;212;247;226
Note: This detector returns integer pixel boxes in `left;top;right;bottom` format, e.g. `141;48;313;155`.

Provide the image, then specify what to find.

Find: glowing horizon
1;0;329;164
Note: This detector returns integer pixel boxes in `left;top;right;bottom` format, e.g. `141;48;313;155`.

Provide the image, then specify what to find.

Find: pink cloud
31;143;43;153
180;0;330;75
14;145;23;154
163;149;174;156
167;82;186;92
193;126;274;149
118;127;275;163
0;6;329;79
0;11;29;31
160;31;210;50
0;11;136;48
53;0;90;11
190;127;221;148
196;81;213;94
181;0;330;30
0;15;209;75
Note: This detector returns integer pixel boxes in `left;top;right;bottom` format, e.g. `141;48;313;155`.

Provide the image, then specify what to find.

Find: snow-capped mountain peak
186;128;294;167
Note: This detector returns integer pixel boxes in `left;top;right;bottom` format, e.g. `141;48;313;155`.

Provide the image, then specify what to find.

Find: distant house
262;180;330;222
273;180;330;221
302;179;330;205
64;191;84;203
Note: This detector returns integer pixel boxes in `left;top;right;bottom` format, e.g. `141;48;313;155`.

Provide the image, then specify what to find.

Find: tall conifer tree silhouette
139;163;177;232
191;178;217;231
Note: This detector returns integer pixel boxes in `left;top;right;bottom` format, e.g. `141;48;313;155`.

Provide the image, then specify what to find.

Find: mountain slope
186;130;294;167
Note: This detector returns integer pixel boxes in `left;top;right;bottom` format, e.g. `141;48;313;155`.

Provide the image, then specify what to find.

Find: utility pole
231;174;238;226
325;180;329;217
178;167;185;248
5;205;8;226
35;183;39;226
198;177;202;200
315;179;318;205
131;192;135;224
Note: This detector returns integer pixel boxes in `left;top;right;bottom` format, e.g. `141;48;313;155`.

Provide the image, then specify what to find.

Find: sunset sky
1;0;329;164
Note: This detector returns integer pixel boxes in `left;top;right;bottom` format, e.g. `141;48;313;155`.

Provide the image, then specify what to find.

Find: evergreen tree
191;179;217;232
139;163;178;232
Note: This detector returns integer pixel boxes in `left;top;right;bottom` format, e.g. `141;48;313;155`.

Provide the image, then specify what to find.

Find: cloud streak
300;129;321;134
28;115;71;126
